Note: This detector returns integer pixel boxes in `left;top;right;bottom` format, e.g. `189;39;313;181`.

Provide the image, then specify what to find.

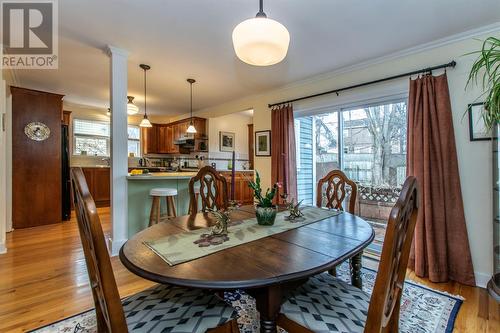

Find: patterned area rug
30;263;463;333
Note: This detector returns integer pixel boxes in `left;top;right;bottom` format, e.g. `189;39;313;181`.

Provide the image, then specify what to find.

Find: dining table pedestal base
350;251;363;289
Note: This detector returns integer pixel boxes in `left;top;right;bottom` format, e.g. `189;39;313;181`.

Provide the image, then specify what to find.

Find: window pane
128;126;140;139
128;140;140;157
75;136;109;156
342;100;407;187
315;111;340;183
74;119;110;137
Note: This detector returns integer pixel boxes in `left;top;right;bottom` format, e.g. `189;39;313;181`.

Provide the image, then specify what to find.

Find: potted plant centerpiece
248;171;280;226
467;36;500;301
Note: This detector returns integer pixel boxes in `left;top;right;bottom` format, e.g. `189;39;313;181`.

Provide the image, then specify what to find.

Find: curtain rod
268;60;457;108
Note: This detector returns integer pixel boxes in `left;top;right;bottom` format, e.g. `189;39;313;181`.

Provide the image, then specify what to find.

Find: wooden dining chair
278;176;418;333
71;167;240;333
316;169;359;279
316;169;357;213
189;166;229;214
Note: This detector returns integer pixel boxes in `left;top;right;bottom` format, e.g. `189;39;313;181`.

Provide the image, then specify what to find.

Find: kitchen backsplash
71;151;251;170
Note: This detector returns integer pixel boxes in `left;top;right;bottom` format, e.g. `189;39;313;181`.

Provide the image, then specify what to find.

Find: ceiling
9;0;500;115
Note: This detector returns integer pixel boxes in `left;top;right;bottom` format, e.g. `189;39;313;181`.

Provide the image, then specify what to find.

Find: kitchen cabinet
82;167;110;207
220;171;254;205
141;117;207;155
156;125;169;154
141;125;158;154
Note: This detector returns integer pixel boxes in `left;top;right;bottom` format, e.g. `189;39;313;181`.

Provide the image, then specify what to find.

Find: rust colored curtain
271;104;297;203
407;73;475;286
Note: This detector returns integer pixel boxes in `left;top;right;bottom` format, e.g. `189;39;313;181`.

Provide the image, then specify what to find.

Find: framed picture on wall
219;131;235;152
468;103;491;141
255;130;271;156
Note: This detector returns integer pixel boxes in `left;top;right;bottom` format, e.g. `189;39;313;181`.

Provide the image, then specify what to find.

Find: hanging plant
466;37;500;129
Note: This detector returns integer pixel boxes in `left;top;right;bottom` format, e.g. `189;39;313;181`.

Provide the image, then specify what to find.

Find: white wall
188;28;500;287
207;112;253;169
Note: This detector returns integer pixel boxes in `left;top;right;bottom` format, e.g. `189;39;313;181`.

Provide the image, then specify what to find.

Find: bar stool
149;188;177;226
189;185;201;214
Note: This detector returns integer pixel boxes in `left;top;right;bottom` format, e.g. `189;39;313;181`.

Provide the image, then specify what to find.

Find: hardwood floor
0;208;498;332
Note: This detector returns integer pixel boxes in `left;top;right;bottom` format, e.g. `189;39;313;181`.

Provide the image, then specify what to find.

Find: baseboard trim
0;243;6;254
108;237;127;257
475;271;491;289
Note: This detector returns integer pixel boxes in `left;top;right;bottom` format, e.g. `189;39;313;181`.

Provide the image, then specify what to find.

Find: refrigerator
61;124;71;221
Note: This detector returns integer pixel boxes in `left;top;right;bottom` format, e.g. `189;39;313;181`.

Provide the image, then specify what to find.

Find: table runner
144;206;342;266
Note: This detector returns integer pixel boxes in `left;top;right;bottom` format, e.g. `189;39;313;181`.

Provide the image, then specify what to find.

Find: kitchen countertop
127;172;198;180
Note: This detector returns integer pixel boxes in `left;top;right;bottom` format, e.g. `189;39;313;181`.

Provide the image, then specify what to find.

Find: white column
107;45;129;256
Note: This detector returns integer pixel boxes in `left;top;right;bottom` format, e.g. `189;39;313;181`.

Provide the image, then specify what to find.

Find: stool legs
149;196;161;227
166;196;177;218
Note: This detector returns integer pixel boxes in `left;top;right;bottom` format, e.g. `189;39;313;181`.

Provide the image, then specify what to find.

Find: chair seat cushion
281;273;370;333
124;284;237;333
150;188;178;197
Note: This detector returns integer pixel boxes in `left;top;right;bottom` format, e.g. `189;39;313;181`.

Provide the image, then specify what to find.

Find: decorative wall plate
24;122;51;141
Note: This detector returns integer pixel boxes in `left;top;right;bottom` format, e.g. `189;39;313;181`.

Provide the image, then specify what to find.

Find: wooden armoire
11;87;64;228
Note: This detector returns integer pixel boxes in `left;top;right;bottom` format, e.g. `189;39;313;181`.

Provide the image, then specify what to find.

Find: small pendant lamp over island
232;0;290;66
186;78;197;134
139;64;152;128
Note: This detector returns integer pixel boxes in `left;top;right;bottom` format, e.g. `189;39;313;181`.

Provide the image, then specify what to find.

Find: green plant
467;37;500;129
248;171;280;207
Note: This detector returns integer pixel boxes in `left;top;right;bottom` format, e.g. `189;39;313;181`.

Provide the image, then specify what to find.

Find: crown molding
277;22;500;92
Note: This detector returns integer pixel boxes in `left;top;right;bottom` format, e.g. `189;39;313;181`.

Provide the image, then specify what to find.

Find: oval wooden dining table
120;206;375;333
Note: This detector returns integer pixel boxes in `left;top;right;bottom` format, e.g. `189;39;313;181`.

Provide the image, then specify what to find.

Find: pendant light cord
143;68;147;117
190;81;193;120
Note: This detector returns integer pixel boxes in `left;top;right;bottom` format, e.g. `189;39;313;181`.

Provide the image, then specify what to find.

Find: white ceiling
10;0;500;115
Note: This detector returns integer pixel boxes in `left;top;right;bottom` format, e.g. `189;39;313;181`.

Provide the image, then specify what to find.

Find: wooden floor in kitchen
0;208;498;333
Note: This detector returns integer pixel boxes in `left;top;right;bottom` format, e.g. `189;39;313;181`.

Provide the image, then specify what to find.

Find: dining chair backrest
316;169;357;214
364;176;418;333
71;167;128;333
189;166;229;214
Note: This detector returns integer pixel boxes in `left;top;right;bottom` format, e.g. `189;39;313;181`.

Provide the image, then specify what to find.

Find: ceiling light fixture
232;0;290;66
127;96;139;115
139;64;152;128
186;78;197;134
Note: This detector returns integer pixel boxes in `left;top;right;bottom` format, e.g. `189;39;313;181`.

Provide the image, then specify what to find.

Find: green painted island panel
127;173;196;237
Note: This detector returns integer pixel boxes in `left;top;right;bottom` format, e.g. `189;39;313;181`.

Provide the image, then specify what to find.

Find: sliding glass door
296;98;408;256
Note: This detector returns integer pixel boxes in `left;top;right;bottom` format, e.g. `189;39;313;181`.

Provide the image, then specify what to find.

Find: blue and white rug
30;264;463;333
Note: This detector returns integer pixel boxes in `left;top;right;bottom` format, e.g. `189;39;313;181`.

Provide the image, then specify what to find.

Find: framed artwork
468;103;491;141
255;130;271;156
219;131;235;152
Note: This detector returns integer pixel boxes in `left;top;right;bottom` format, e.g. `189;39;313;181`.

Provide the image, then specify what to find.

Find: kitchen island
127;172;197;236
127;170;255;237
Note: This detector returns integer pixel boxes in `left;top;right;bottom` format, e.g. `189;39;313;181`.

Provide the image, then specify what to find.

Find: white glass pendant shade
139;115;152;128
186;123;197;134
127;96;139;115
232;17;290;66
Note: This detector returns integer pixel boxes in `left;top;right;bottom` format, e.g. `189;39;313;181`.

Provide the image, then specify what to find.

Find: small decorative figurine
285;198;305;222
210;209;231;236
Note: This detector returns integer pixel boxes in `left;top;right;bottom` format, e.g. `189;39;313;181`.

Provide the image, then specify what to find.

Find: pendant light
127;96;139;115
186;78;197;134
232;0;290;66
139;64;152;128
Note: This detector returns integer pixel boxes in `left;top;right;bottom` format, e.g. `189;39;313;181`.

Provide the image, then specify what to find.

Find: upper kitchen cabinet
141;124;159;154
143;117;207;155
